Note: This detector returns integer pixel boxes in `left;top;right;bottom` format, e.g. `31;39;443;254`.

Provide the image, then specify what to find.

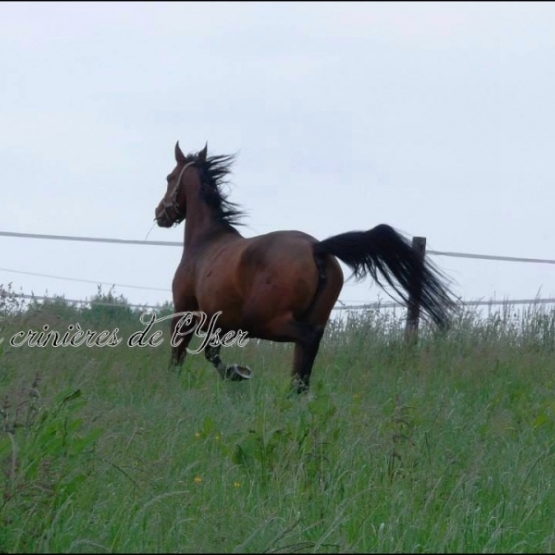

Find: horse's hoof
227;364;252;381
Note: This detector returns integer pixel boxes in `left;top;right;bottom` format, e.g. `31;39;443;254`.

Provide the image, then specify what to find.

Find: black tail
313;224;457;329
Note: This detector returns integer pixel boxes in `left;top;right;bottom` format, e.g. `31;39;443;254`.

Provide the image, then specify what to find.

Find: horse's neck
182;179;241;250
183;205;239;249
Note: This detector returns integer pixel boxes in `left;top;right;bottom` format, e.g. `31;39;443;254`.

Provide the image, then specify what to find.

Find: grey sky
1;2;555;310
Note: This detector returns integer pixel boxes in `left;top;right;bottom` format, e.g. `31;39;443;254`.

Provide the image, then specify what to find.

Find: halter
159;160;196;225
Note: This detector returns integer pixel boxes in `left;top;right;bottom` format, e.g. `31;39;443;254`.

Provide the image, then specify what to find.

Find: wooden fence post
404;236;426;344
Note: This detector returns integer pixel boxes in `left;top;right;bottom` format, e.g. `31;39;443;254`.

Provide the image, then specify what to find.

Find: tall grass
1;286;555;552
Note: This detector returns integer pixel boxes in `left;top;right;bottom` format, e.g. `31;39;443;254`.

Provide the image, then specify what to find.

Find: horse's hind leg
256;314;325;393
290;253;343;393
291;325;325;393
204;345;252;381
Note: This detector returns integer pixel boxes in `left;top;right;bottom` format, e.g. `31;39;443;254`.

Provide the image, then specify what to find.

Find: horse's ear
175;141;186;164
198;142;208;163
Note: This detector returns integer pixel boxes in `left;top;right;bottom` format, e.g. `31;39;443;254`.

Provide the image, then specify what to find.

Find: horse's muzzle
157;217;173;228
154;204;173;227
155;212;172;228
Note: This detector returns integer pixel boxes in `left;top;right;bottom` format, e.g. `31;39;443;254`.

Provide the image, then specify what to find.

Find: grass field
1;288;555;553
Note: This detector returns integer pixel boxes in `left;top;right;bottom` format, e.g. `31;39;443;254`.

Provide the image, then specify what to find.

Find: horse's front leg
204;344;252;381
168;312;196;373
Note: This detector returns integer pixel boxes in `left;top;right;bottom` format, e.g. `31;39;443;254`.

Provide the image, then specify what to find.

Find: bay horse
154;142;456;393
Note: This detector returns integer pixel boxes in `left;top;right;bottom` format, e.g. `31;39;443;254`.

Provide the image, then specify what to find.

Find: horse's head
154;141;207;227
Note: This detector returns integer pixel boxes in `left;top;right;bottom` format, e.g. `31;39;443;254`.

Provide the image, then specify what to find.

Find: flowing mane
189;151;245;231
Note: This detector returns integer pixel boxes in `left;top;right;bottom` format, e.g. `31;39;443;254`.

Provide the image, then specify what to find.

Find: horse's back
241;230;318;265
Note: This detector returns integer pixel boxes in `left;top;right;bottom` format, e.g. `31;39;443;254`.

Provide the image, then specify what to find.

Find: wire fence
1;230;555;311
8;293;555;313
2;230;555;265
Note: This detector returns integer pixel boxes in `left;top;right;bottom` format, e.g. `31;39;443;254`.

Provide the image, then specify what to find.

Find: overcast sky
1;2;555;312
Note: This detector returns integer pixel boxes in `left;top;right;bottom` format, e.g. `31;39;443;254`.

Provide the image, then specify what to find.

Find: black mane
189;150;245;232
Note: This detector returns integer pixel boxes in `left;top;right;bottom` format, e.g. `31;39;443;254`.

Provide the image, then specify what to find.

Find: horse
154;142;456;393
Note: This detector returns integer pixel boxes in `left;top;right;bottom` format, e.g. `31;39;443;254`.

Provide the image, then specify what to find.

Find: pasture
1;289;555;553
